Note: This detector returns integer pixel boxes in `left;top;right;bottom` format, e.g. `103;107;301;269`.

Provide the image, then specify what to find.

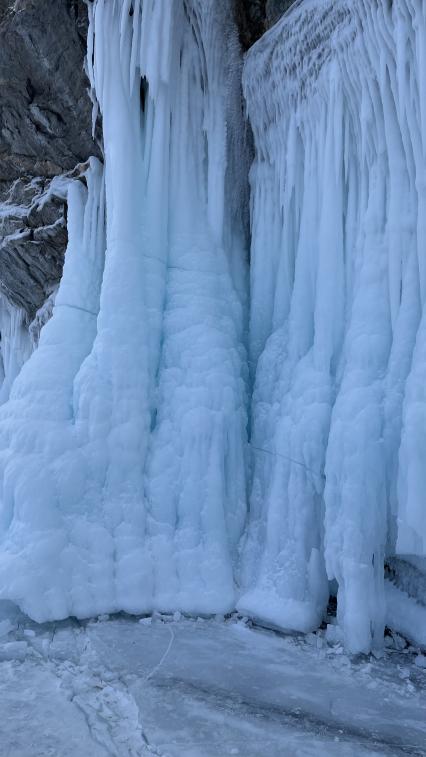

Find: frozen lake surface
0;612;425;756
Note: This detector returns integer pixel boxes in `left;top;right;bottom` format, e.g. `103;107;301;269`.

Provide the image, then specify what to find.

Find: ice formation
0;0;425;654
239;0;426;652
0;298;32;404
0;0;248;621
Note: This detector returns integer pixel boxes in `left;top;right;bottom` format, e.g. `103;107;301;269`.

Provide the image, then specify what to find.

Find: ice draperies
0;0;248;621
241;0;426;653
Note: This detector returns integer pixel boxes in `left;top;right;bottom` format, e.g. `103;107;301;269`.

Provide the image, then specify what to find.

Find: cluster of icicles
0;0;425;654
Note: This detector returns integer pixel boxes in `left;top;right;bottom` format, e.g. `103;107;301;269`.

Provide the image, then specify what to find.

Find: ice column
0;158;105;620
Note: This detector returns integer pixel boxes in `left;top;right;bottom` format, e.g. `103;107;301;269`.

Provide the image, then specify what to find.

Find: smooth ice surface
0;0;248;621
239;0;426;653
1;614;426;756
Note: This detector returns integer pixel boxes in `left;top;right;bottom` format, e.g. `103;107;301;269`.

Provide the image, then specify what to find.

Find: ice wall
1;0;425;653
0;0;248;621
240;0;426;653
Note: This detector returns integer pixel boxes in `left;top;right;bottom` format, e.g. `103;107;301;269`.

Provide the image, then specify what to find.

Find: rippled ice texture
0;0;248;622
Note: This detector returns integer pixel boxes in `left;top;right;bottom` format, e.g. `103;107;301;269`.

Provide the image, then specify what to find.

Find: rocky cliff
0;0;100;319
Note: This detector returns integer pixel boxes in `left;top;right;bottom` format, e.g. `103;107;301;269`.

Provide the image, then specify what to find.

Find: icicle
241;0;426;653
0;298;32;404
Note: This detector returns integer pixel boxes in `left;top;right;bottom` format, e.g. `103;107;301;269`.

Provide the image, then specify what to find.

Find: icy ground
0;612;425;756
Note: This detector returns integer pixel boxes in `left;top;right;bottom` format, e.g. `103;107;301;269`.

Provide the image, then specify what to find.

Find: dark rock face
235;0;266;49
0;0;100;318
0;0;98;187
235;0;296;49
0;165;87;317
0;180;65;315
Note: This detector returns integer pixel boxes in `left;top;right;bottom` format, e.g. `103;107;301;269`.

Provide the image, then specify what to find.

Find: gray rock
0;0;100;185
235;0;297;49
0;0;100;317
266;0;296;26
0;184;66;317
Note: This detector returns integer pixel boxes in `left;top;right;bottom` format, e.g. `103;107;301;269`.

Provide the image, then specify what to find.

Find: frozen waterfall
0;298;32;404
0;0;425;654
0;0;248;621
239;0;426;653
